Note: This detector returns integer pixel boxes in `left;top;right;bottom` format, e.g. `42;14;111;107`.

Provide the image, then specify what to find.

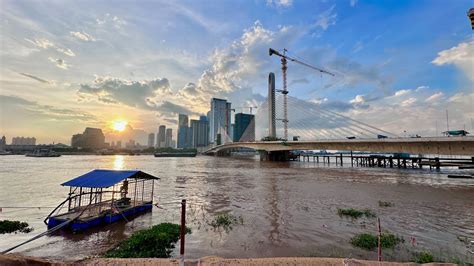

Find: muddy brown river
0;155;473;263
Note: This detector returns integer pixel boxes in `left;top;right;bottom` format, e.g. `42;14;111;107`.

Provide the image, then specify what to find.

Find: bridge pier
259;150;291;161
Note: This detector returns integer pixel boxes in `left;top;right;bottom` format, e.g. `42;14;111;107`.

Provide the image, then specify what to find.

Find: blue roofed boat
44;169;159;231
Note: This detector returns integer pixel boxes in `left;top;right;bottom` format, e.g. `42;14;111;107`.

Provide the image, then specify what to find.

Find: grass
378;201;394;207
350;232;403;250
105;223;191;258
0;220;33;234
412;251;434;263
337;208;376;219
209;213;243;232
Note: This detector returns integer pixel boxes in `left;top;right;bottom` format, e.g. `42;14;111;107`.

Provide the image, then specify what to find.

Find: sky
0;0;473;144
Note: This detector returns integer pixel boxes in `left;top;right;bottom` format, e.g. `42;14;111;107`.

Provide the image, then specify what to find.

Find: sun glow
112;120;128;132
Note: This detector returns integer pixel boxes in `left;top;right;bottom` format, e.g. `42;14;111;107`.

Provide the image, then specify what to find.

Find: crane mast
269;48;335;140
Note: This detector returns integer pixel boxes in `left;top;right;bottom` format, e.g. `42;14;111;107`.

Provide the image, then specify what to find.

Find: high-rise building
177;114;189;148
190;116;209;147
71;128;105;150
12;137;36;145
157;125;166;148
268;72;276;138
0;136;6;150
165;128;173;148
209;98;232;144
147;133;155;148
234;113;255;142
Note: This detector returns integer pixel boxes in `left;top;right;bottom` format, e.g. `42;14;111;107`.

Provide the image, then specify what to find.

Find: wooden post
403;158;407;168
435;157;440;170
180;199;186;266
377;218;382;261
340;153;343;166
351;151;353;167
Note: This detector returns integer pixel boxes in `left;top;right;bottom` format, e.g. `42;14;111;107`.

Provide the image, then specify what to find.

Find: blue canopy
61;169;159;188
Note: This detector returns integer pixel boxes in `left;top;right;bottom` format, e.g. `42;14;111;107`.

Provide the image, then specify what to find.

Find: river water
0;155;473;262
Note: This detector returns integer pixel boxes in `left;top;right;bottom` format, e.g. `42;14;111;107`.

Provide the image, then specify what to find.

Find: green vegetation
105;223;191;258
412;251;434;263
350;232;403;250
209;213;243;232
378;201;394;207
0;220;33;234
337;208;376;219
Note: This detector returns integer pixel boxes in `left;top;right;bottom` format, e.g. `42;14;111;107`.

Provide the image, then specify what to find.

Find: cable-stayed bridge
204;75;474;160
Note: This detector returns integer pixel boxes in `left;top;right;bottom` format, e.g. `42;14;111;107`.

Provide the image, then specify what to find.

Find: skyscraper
209;98;232;144
157;125;166;148
268;72;276;138
177;114;189;148
234;113;255;142
165;128;172;148
147;133;155;147
191;116;209;147
71;128;105;150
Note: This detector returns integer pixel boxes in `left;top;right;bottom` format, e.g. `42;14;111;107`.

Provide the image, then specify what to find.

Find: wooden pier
296;153;474;170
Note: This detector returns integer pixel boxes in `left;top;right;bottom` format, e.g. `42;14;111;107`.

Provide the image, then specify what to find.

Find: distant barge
154;152;197;157
45;169;159;231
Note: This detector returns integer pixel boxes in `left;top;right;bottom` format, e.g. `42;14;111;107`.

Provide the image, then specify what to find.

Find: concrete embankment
0;254;455;266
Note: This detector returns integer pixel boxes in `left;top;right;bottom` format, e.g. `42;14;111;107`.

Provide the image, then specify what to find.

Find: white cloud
26;38;75;57
432;40;474;81
350;94;365;104
70;31;95;41
267;0;293;7
96;13;127;28
425;92;444;103
314;5;337;31
394;89;411;97
48;57;69;69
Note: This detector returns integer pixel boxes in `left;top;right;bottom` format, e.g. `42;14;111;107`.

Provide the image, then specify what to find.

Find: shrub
105;223;191;258
413;251;434;263
337;208;376;219
209;213;243;232
378;201;394;207
0;220;33;234
350;232;403;250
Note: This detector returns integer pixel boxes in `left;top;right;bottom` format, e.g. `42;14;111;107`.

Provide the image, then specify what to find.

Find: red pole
180;199;186;266
377;218;382;261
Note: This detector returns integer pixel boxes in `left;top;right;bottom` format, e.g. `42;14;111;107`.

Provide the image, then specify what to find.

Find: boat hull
47;202;153;231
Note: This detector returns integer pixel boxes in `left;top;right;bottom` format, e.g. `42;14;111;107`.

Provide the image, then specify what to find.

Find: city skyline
1;0;473;144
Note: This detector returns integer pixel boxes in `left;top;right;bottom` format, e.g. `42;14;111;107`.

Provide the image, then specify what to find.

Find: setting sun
112;120;128;132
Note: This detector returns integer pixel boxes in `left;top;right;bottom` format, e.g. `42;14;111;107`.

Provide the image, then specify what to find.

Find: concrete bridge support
259;150;290;161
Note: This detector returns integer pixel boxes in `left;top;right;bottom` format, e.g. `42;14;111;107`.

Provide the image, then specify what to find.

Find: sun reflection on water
113;155;125;170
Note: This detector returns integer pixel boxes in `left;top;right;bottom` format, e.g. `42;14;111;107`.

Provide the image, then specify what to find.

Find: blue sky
0;0;473;143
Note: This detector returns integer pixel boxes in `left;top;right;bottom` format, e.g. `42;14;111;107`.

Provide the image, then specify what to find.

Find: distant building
234;113;255;142
177;114;189;148
165;128;173;148
12;137;36;145
156;125;166;148
116;140;122;149
190;116;209;147
209;98;232;144
0;136;6;150
147;133;155;148
71;128;105;150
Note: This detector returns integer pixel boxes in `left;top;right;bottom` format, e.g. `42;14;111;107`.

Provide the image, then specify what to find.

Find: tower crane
269;48;335;140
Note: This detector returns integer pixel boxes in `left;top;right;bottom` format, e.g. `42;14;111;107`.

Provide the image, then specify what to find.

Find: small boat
154;151;197;157
26;149;61;157
44;169;159;231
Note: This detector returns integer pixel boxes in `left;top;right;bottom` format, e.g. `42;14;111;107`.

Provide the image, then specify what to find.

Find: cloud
18;72;54;84
0;95;97;122
394;89;411;97
70;31;95;41
266;0;293;7
314;5;337;31
432;40;474;81
425;92;444;103
78;76;173;110
25;38;75;57
96;13;127;28
48;57;69;69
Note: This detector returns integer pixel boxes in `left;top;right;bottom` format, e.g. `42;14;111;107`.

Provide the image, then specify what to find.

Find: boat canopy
61;169;159;188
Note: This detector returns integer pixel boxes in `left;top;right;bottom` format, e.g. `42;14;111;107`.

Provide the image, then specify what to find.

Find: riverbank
0;254;456;265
